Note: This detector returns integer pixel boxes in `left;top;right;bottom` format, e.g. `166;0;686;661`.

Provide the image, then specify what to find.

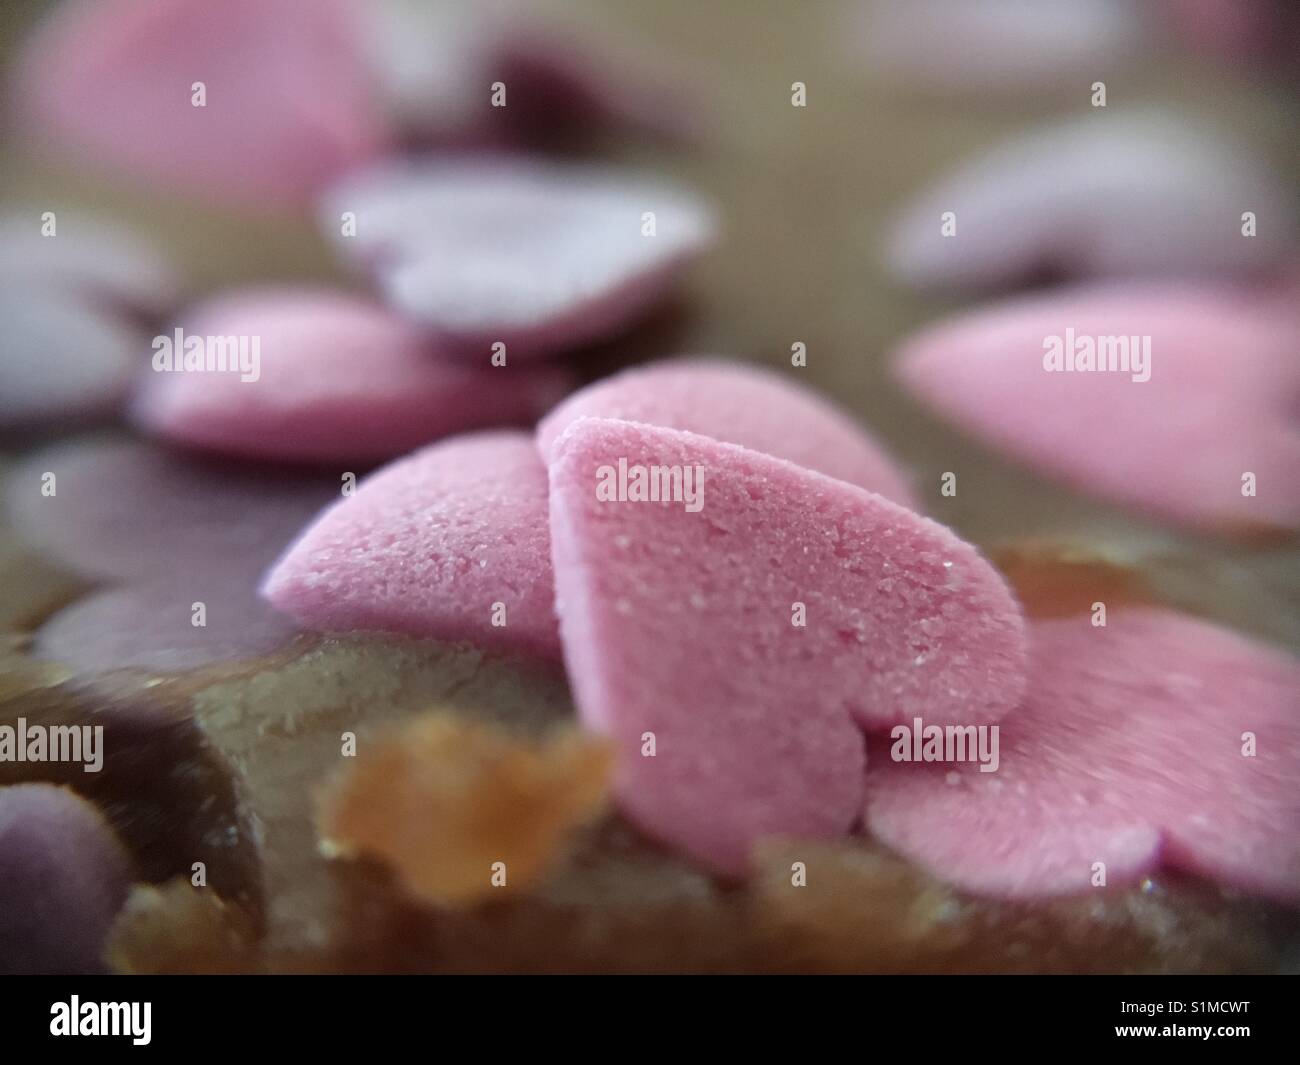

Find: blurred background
0;0;1296;977
2;0;1296;644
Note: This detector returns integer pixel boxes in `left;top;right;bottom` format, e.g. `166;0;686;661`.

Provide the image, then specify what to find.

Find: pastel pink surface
866;609;1300;902
894;283;1300;533
262;432;558;658
547;418;1027;874
15;0;385;207
34;579;300;677
886;111;1294;290
538;358;917;508
132;288;574;463
321;157;715;359
0;784;132;974
5;438;338;584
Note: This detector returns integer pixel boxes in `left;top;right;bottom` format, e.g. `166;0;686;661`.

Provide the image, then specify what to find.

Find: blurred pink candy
261;431;559;658
132;287;575;463
321;157;716;359
13;0;388;208
867;608;1300;901
893;282;1300;535
886;111;1295;291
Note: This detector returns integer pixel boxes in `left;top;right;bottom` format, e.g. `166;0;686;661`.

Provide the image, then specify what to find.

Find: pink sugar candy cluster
3;0;1297;916
262;361;1300;898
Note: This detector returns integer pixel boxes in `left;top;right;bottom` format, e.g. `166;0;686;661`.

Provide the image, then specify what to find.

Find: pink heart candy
893;283;1300;534
261;432;558;659
886;111;1295;291
320;157;715;359
538;357;918;508
265;357;919;656
15;0;386;207
547;417;1027;874
866;608;1300;901
131;288;574;463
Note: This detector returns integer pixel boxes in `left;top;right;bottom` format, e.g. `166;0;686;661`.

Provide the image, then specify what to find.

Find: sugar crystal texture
867;608;1300;901
547;418;1027;874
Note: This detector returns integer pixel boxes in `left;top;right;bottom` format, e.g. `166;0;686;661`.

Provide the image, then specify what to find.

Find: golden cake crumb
108;880;260;975
319;713;611;906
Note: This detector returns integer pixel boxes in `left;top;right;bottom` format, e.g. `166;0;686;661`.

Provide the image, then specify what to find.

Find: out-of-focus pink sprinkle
321;157;716;360
893;282;1300;534
885;111;1295;291
13;0;388;208
131;287;575;463
867;609;1300;902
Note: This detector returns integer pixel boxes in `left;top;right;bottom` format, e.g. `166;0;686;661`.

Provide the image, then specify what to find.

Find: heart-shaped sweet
5;439;338;585
538;357;918;508
266;358;919;656
0;288;139;429
14;0;386;207
885;111;1294;290
131;288;574;463
547;417;1027;873
866;608;1300;902
320;156;715;359
261;432;558;658
0;784;132;974
893;282;1300;534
